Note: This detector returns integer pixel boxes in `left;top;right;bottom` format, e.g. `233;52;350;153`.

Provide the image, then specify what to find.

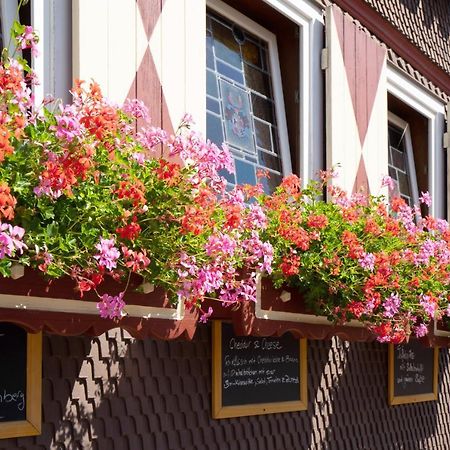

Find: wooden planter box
229;274;374;342
427;319;450;347
0;268;198;340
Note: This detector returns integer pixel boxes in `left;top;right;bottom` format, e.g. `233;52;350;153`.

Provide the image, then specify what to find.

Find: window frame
387;65;446;218
207;0;292;181
205;0;324;185
387;111;420;207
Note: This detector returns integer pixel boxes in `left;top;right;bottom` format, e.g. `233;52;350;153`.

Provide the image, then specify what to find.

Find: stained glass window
206;8;286;192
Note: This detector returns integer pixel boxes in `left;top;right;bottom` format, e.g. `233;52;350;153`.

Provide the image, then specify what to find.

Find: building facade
1;0;450;449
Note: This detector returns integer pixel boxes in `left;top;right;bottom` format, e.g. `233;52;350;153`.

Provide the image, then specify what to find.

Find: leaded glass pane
251;93;274;123
242;40;262;68
207;97;221;115
261;172;283;194
217;60;244;84
220;79;255;154
258;150;281;172
244;63;271;97
212;20;242;68
254;119;271;151
206;8;284;193
207;113;224;148
207;70;218;97
235;159;257;185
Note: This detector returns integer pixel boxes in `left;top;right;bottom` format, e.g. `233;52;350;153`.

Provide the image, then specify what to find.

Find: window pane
235;159;256;185
242;39;262;68
391;147;406;171
207;70;218;97
262;172;283;193
251;93;274;123
258;150;281;172
207;113;224;147
244;63;271;97
254;119;271;151
207;97;221;115
206;32;215;69
220;80;255;153
211;19;242;68
217;60;244;84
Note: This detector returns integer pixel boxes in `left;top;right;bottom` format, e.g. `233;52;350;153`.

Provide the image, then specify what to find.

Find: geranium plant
2;19;450;343
258;172;450;343
0;21;273;322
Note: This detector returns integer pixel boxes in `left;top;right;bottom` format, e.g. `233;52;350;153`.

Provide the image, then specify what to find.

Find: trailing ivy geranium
2;20;450;343
258;170;450;343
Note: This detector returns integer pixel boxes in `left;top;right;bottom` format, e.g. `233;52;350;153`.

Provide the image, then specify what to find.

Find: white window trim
207;0;292;177
32;1;72;106
0;0;48;106
31;0;46;106
387;65;446;218
388;111;420;207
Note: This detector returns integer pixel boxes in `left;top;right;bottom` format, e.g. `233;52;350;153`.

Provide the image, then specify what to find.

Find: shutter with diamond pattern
325;5;388;196
72;0;205;132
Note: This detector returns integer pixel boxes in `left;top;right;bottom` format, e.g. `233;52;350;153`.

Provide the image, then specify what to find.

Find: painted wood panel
326;5;387;196
73;0;206;134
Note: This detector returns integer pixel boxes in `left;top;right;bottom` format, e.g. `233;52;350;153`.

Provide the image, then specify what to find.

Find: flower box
0;268;198;340
427;319;450;348
229;274;374;342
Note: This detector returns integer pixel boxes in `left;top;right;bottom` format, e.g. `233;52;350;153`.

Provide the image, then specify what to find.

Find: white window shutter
325;5;388;196
73;0;205;132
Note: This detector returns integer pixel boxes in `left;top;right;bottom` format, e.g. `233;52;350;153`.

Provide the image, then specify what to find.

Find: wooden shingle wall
1;328;450;449
363;0;450;77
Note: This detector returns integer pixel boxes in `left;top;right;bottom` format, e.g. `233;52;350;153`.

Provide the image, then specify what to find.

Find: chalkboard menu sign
0;323;27;422
212;321;307;418
388;340;438;405
0;323;42;439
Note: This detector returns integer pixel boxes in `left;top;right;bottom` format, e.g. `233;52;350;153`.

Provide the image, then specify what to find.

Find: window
206;1;291;192
205;0;324;191
387;112;419;207
387;66;446;218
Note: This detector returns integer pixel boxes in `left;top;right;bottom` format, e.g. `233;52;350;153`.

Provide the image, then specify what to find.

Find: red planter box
0;268;198;340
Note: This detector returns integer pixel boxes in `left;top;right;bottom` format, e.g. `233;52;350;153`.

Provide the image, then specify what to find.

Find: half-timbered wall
326;5;388;195
72;0;205;133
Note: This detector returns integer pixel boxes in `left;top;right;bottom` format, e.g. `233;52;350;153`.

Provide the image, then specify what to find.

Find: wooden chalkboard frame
212;321;307;419
388;343;439;406
0;330;42;439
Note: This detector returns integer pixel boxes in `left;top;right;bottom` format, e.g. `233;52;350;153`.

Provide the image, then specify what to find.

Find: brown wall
1;327;450;450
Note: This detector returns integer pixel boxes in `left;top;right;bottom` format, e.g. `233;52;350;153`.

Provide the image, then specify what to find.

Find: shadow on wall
317;339;447;450
0;329;128;449
0;325;331;450
2;325;449;450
